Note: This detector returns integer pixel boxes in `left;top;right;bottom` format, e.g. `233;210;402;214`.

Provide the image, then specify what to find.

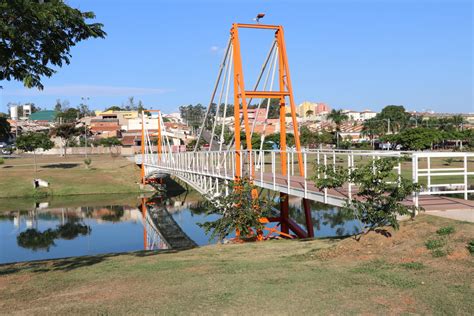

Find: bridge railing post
464;153;468;200
412;153;419;209
304;151;307;198
287;150;290;194
323;154;328;203
272;151;276;190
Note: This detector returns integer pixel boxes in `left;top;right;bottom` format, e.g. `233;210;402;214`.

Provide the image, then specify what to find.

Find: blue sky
0;0;472;114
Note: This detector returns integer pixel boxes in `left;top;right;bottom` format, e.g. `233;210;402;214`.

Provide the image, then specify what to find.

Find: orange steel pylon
230;23;314;238
140;110;164;185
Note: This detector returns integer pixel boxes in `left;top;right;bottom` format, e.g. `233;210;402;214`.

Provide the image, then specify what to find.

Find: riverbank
0;155;148;199
1;214;472;314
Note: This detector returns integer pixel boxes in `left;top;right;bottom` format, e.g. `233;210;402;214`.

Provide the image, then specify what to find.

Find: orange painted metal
229;23;311;238
141;197;148;250
231;23;254;180
235;23;280;30
243;91;289;98
157;110;162;161
140;112;145;184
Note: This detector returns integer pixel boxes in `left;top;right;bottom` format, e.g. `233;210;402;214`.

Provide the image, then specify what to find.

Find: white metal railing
136;149;473;207
412;152;474;205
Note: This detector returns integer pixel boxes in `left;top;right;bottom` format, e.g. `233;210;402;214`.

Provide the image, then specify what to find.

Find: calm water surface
0;191;360;264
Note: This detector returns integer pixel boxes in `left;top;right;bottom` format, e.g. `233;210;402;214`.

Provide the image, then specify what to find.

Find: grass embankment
0;155;145;198
1;215;472;314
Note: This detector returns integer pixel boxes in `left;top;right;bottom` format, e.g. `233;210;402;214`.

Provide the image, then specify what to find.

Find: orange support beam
227;22;313;237
140;111;145;184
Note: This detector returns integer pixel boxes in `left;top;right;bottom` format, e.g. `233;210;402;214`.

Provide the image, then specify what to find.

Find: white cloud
210;46;220;53
3;85;169;97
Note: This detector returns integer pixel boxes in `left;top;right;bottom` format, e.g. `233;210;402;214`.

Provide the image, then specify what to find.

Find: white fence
136;149;474;207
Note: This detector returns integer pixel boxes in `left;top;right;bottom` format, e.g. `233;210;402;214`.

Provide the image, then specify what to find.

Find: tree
314;157;421;239
387;127;442;150
377;105;410;134
50;123;80;157
261;98;280;119
327;109;348;148
99;137;122;157
0;0;106;89
105;106;123;112
198;178;276;241
124;96;136;111
0;116;11;141
56;108;79;122
305;110;314;117
16;132;54;172
327;109;348;131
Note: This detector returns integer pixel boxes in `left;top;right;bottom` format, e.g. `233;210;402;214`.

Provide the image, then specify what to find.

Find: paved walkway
426;209;474;223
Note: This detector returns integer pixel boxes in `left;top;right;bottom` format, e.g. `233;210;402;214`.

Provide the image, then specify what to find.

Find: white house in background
164;112;182;123
342;110;362;121
360;110;377;121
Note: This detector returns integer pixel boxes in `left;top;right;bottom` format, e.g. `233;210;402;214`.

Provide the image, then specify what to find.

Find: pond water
0;190;361;264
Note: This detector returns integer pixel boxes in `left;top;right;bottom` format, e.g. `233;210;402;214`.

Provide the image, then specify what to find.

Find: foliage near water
198;178;276;240
2;215;473;315
17;222;91;251
314;157;421;238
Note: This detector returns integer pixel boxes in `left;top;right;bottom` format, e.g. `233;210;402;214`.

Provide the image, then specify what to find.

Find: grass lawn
0;154;145;198
1;215;472;314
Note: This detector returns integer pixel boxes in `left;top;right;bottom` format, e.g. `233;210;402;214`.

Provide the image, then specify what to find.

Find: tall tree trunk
33;150;37;174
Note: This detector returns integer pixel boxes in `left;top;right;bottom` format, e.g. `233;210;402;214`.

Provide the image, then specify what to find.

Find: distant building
360;110;377;121
297;101;330;118
90;118;121;138
94;110;139;128
28;110;58;123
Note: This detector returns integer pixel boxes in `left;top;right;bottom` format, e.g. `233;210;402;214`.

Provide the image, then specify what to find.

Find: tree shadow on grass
2;165;13;169
42;163;80;169
0;248;195;276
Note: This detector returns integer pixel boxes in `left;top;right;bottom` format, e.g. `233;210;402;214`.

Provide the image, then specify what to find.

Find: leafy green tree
105;106;124;112
0;0;106;89
387;127;442;150
56;107;80;122
198;178;276;241
50;123;80;157
0;116;11;141
378;105;410;133
16;131;54;171
314;157;421;238
305;110;314;117
261;98;280;119
99;137;122;147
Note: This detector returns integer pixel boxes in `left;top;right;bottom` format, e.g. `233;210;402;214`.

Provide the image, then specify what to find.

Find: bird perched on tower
254;13;265;23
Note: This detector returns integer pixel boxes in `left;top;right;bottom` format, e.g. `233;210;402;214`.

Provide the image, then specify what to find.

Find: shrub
400;262;425;270
431;249;447;257
425;238;445;250
436;226;455;236
84;158;92;169
198;178;276;241
0;157;4;165
468;240;474;255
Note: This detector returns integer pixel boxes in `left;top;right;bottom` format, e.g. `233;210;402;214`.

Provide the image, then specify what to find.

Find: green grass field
1;215;472;314
0;155;145;198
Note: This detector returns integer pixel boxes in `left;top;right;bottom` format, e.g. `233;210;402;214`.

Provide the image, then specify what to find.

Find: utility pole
81;96;90;158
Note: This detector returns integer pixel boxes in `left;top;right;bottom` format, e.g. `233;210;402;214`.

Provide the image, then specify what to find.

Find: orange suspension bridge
136;23;474;239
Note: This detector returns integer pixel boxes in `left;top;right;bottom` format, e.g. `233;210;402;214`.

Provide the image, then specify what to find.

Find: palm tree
327;109;349;148
305;110;314;118
327;109;349;131
451;115;466;131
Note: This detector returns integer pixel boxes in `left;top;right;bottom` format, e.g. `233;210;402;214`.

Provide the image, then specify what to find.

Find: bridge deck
260;173;474;212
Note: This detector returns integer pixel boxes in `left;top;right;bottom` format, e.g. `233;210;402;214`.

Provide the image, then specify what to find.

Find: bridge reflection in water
140;196;197;251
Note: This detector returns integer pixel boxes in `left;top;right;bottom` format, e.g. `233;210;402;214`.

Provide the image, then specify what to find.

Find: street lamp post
81;96;90;159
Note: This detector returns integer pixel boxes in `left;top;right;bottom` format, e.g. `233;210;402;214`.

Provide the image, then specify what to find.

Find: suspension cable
209;44;232;151
193;37;232;153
